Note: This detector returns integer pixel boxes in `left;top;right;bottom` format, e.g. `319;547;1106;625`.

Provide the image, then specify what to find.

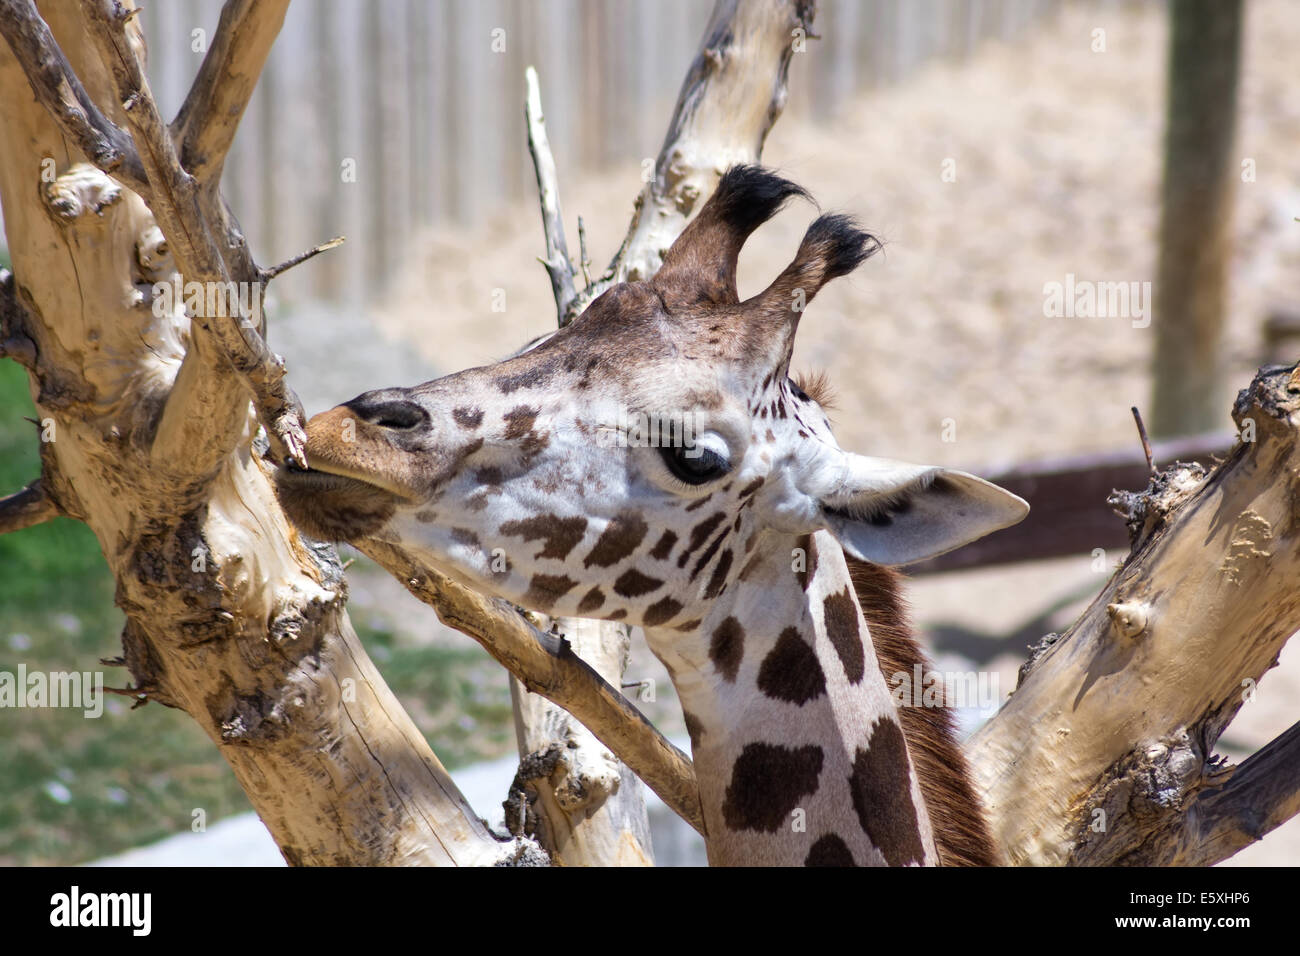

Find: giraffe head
275;166;1028;631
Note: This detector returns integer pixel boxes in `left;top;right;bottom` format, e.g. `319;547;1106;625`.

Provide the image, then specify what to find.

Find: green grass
0;356;514;864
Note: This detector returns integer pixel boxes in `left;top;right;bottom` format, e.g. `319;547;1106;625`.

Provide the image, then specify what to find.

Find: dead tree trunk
0;0;528;866
969;366;1300;864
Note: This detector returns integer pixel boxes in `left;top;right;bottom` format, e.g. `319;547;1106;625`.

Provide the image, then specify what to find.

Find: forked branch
0;0;150;195
81;0;308;466
1174;719;1300;866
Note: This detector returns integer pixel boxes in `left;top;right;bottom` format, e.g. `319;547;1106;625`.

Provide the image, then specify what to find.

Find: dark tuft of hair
709;164;810;236
802;213;882;279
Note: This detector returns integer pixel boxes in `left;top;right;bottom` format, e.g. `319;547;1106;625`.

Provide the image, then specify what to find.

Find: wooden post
1150;0;1244;437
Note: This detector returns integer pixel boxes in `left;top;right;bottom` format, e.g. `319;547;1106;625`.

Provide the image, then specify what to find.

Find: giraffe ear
816;455;1029;567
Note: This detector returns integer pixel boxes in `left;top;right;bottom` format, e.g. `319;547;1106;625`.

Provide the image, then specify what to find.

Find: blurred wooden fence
43;1;1066;306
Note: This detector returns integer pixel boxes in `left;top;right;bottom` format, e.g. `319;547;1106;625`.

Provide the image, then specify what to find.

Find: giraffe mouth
273;459;406;543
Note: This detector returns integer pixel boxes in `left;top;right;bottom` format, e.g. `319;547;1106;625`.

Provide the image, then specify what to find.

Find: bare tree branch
0;478;58;535
1175;719;1300;865
524;66;578;327
358;539;707;837
262;235;345;281
0;0;150;195
171;0;291;185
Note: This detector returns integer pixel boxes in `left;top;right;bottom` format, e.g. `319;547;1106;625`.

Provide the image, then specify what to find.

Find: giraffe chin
273;465;400;543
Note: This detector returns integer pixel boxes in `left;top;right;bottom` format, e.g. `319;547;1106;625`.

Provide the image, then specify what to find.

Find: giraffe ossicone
275;165;1029;866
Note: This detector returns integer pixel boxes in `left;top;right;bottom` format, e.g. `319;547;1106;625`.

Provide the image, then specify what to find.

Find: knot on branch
1108;461;1208;552
42;163;122;222
1013;631;1061;691
135;224;174;282
1070;729;1209;865
504;734;622;836
1232;362;1300;440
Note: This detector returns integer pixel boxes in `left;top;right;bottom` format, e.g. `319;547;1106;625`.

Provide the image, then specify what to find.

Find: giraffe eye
659;443;730;485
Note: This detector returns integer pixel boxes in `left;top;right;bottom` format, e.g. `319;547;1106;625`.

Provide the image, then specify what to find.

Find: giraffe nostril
347;397;429;431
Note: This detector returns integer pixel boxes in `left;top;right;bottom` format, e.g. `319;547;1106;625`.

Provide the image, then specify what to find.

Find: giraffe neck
644;529;937;866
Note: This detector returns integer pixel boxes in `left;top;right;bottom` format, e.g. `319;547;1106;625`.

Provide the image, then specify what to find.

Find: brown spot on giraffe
847;556;999;867
678;512;727;568
722;742;824;833
849;718;927;867
502;405;549;458
683;710;705;750
708;616;745;682
613;568;663;598
577;586;605;615
738;549;764;582
452;407;484;429
583;511;649;568
502;405;538;439
642;597;682;627
450;527;480;547
757;627;827;705
823;586;866;684
702;548;733;600
689;529;730;582
494;363;557;394
521;574;578;612
795;533;819;591
648;529;677;561
498;514;588;561
805;833;856;867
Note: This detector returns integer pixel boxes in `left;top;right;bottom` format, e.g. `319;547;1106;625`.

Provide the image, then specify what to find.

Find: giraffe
274;165;1029;866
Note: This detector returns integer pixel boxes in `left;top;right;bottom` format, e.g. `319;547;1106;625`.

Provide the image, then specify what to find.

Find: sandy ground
341;0;1300;864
